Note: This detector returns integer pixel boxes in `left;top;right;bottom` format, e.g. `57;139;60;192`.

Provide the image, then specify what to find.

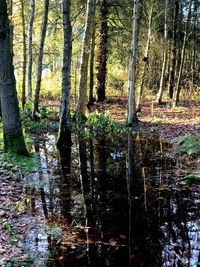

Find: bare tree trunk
0;0;28;156
168;0;179;99
57;0;72;147
156;0;168;105
33;0;50;120
174;0;193;106
27;0;35;101
96;0;108;102
76;0;96;120
87;21;96;107
136;4;153;111
127;0;143;126
20;0;27;108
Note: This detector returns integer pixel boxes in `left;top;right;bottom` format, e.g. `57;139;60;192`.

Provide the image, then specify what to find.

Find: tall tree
156;0;168;104
174;0;193;106
33;0;50;120
96;0;109;102
20;0;27;108
27;0;35;101
168;0;179;99
137;3;153;111
87;16;96;107
0;0;28;155
76;0;96;120
57;0;72;147
127;0;143;126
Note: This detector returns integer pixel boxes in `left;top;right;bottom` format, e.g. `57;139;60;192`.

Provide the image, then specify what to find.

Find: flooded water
22;132;200;267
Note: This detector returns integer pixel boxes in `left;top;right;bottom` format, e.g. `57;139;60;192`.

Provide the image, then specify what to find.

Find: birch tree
33;0;50;120
156;0;168;104
0;0;28;155
76;0;96;120
127;0;143;126
57;0;72;147
27;0;35;101
137;3;153;111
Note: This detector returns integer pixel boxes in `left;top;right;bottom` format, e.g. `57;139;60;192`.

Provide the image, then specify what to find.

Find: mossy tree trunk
57;0;72;147
96;0;108;103
0;0;29;156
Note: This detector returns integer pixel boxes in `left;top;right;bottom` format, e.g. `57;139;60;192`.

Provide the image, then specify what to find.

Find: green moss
3;131;29;156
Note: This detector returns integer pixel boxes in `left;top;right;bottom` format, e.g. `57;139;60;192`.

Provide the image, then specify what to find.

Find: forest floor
0;96;200;266
43;95;200;139
88;95;200;140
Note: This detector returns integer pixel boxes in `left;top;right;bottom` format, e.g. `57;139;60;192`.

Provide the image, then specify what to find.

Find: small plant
182;174;200;183
173;135;200;156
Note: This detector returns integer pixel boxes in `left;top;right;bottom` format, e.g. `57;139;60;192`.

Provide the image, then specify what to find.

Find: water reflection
24;132;200;267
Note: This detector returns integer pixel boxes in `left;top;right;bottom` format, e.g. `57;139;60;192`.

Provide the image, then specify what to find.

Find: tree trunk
75;0;96;120
33;0;50;120
156;0;168;105
87;21;96;107
136;4;153;111
20;0;27;108
174;0;193;106
168;0;179;99
27;0;35;101
57;0;72;147
96;0;108;102
127;0;143;126
0;0;29;156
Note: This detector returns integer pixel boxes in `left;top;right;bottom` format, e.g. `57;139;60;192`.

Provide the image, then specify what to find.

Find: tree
137;2;153;111
96;0;109;102
87;16;96;107
20;0;27;108
168;0;179;99
33;0;50;120
27;0;35;101
76;0;96;120
57;0;72;147
156;0;168;104
174;0;193;105
0;0;28;155
127;0;143;126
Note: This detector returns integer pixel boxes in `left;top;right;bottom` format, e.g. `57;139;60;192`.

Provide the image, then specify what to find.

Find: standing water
22;132;199;267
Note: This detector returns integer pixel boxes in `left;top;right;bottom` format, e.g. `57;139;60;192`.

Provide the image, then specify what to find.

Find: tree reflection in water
24;132;200;267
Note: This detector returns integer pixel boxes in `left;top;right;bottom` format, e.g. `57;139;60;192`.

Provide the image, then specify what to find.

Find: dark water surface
23;133;200;267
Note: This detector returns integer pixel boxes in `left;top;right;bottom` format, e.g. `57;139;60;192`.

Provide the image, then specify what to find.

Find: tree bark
33;0;50;120
87;20;96;107
57;0;72;147
27;0;35;101
168;0;179;99
20;0;27;108
127;0;143;126
156;0;168;105
0;0;29;156
136;4;153;111
174;0;193;106
96;0;109;102
76;0;96;120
